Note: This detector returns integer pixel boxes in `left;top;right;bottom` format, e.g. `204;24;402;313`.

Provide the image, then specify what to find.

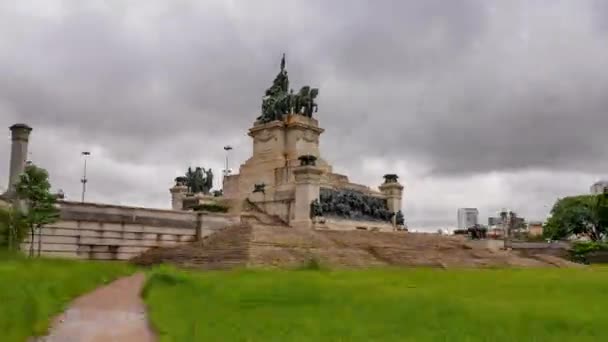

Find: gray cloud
1;0;607;228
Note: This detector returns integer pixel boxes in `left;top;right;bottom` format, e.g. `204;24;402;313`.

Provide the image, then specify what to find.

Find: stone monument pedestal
291;164;322;229
213;55;407;229
169;184;188;210
379;175;405;227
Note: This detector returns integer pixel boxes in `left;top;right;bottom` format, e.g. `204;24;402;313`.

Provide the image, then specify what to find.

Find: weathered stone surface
22;201;239;260
222;112;401;231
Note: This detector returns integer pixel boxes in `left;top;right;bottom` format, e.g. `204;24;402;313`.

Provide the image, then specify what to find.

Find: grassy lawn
144;265;608;341
0;251;134;342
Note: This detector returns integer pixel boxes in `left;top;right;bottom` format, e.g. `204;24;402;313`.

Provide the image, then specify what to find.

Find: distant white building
590;180;608;195
457;208;479;229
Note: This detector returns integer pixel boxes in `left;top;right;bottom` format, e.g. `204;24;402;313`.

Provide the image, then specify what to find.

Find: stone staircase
132;206;580;270
131;223;252;270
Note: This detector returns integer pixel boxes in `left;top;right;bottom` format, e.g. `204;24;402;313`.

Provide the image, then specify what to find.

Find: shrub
0;207;28;250
192;203;229;213
570;241;608;264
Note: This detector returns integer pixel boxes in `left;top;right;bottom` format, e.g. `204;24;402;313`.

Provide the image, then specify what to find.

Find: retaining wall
22;201;239;260
314;217;395;232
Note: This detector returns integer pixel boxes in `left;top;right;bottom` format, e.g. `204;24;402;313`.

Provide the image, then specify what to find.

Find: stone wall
314;217;395;232
21;201;239;260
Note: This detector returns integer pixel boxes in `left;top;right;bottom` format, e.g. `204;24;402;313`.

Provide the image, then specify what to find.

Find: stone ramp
131;223;252;270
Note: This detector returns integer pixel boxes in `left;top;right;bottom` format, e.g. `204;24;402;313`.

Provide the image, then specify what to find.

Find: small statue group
395;210;405;226
319;188;393;222
310;199;323;218
184;167;214;195
257;54;319;123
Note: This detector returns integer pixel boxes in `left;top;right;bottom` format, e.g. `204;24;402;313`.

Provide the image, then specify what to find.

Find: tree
0;206;28;250
544;194;607;241
14;164;60;257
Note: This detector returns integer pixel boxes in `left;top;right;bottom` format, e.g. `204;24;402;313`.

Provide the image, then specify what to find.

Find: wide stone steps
131;223;252;270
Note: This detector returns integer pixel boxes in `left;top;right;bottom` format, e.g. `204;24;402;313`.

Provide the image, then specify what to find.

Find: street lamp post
81;151;90;202
223;145;233;177
222;146;233;192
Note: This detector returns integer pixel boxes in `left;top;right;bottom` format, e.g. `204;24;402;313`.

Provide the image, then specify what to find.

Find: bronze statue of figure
310;199;323;218
258;54;320;123
303;88;319;117
183;166;213;195
204;169;213;194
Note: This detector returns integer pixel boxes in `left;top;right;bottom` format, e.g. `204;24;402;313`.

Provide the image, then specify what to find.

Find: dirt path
33;273;156;342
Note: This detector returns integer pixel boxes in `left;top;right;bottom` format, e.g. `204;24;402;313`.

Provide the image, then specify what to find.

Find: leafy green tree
14;164;60;257
544;194;607;241
0;206;28;250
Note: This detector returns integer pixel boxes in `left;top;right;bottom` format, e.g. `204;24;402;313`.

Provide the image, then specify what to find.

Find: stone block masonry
22;201;240;260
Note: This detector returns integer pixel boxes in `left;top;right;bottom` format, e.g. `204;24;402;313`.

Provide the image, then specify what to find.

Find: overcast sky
1;0;607;229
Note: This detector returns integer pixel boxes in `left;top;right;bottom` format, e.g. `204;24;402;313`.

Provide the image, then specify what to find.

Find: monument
170;166;216;210
221;55;405;231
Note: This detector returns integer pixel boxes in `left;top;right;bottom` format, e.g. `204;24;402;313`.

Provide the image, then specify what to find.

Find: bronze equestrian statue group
257;54;319;123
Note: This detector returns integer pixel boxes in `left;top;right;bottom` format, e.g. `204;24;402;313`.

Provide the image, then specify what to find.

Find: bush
570;241;608;264
192;203;229;213
0;207;28;250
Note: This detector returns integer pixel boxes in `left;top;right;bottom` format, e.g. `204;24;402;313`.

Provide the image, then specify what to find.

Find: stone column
169;179;188;210
379;174;405;226
292;160;323;229
5;124;32;196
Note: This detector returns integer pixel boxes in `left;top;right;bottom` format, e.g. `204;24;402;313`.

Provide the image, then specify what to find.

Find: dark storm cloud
0;0;606;224
312;0;608;175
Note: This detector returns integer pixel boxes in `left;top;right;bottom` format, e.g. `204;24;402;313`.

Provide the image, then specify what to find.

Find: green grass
0;250;134;341
144;265;608;341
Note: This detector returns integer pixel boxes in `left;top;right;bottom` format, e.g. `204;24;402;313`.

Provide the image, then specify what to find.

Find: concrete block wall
314;218;395;232
22;201;239;260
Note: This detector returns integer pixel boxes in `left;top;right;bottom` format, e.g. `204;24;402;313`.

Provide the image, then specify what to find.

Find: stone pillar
5;124;32;196
292;162;323;229
379;174;404;226
170;178;188;210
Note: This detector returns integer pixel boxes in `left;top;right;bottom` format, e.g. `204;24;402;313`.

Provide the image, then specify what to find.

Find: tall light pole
81;151;90;202
223;145;233;176
222;145;233;192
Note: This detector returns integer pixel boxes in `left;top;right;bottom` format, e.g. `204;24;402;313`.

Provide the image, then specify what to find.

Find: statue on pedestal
183;166;214;195
257;54;320;123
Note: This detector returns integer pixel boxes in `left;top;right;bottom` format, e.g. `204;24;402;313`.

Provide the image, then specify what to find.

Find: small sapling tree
15;164;60;257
